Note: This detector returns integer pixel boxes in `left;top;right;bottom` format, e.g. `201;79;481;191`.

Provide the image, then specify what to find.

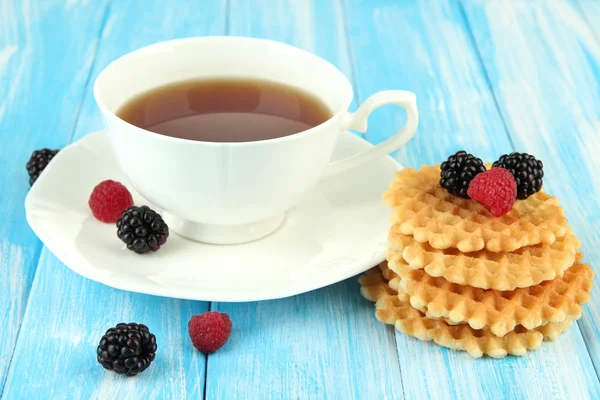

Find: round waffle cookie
386;255;592;337
387;228;581;291
382;165;568;253
360;264;573;358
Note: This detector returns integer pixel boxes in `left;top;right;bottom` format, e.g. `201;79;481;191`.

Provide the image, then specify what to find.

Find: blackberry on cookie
440;150;486;198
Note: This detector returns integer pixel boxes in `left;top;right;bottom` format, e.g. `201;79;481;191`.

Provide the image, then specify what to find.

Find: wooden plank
345;0;512;163
4;251;209;399
462;0;600;385
1;0;225;398
0;0;109;394
345;0;600;398
204;1;404;399
578;0;600;42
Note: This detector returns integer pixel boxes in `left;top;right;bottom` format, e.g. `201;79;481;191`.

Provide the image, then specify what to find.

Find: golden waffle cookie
387;255;592;337
386;275;462;326
378;264;574;342
382;165;568;253
388;228;580;290
360;264;573;358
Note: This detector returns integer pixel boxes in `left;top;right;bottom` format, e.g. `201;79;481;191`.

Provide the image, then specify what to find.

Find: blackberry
26;148;59;185
492;152;543;199
116;206;169;254
440;150;486;198
97;322;157;376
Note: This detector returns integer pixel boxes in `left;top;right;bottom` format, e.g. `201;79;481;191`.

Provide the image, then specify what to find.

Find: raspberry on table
188;312;232;354
492;152;543;199
467;168;517;217
26;148;60;186
440;150;486;198
117;205;169;254
97;322;157;376
89;180;134;223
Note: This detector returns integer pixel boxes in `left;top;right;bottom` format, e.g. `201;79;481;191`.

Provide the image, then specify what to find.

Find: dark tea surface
116;78;332;142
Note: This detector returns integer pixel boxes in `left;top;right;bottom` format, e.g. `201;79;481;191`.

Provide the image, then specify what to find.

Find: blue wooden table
2;0;600;398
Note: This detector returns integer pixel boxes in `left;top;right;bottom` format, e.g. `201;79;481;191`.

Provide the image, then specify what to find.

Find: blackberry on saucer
440;150;486;198
492;152;543;199
26;148;59;185
117;206;169;254
97;322;157;376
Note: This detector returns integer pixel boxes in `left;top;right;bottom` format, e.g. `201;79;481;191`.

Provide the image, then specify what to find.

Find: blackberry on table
492;152;543;199
26;148;59;185
97;322;157;376
440;150;486;198
116;206;169;254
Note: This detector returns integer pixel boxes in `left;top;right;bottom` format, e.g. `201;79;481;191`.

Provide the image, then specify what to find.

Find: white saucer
25;130;401;301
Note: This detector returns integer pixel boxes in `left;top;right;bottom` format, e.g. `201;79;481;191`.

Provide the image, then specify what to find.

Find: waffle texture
382;165;568;253
360;264;572;358
388;228;580;290
387;255;592;336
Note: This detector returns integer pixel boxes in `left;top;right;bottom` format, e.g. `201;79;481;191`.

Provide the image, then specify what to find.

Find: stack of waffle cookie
360;165;593;358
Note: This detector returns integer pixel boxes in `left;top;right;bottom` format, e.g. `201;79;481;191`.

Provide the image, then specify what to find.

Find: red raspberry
188;312;232;353
89;180;134;223
467;168;517;217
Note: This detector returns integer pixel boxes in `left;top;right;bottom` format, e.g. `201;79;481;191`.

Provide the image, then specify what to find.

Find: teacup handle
323;90;418;179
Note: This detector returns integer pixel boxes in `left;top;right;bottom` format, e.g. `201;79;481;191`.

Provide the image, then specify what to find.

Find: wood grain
344;0;511;165
463;0;600;385
0;0;109;394
3;250;209;399
1;0;224;398
579;0;600;44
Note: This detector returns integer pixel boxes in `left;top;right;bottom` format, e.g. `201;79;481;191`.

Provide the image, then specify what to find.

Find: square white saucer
25;130;401;301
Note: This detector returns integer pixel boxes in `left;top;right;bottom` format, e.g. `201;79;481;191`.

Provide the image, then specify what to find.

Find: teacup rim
93;36;354;147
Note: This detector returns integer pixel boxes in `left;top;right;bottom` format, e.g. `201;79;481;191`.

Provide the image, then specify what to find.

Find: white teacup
94;36;418;244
